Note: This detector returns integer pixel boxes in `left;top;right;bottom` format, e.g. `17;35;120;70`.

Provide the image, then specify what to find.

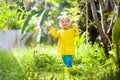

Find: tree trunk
98;0;107;32
98;0;111;43
117;2;120;17
90;0;108;44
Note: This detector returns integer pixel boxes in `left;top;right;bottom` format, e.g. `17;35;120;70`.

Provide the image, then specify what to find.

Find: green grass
0;51;25;80
0;43;118;80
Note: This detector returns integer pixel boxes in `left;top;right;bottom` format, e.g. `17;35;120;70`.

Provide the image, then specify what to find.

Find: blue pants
62;55;72;67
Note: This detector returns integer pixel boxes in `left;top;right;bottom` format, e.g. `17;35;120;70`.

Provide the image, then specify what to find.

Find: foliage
0;51;25;80
74;33;118;80
46;0;84;22
12;45;63;79
112;17;120;44
46;0;64;7
39;8;51;29
21;8;50;33
76;44;116;80
112;17;120;69
21;10;38;33
0;2;25;30
0;0;119;79
0;35;115;80
21;0;85;43
0;44;118;80
21;0;51;43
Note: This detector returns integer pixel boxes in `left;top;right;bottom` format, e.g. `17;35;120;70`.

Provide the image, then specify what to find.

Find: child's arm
49;27;59;38
47;24;59;38
72;23;80;36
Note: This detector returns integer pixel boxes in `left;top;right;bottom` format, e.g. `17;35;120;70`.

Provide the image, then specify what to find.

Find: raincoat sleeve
49;27;59;38
72;23;80;36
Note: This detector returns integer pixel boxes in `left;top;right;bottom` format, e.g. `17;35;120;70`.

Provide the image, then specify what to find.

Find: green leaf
112;18;120;44
21;10;38;33
38;8;51;27
36;8;51;43
20;30;31;41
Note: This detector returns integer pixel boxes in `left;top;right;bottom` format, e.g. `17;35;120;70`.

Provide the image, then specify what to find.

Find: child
47;15;80;73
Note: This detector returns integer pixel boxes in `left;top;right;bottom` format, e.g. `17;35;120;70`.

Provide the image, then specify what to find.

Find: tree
90;0;108;43
21;0;120;57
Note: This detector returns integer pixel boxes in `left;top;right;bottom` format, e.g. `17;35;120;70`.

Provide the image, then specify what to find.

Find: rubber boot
64;65;76;72
64;67;69;73
69;65;77;75
71;65;76;72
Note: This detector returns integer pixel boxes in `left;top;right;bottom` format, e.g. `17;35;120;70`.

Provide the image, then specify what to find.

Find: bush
0;2;25;30
12;45;63;79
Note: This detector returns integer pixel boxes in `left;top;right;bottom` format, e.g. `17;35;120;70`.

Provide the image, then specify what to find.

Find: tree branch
90;0;111;44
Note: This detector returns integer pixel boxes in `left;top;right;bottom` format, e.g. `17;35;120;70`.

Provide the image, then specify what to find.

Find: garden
0;0;120;80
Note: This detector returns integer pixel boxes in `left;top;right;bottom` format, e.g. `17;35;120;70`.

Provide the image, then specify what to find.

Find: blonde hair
57;15;70;28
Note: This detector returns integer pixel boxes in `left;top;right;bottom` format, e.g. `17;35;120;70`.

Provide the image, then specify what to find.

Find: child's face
59;17;70;29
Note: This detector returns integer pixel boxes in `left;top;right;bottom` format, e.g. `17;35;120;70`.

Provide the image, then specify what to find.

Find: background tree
21;0;120;62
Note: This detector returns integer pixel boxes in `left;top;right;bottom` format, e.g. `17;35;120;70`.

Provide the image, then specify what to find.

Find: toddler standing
47;15;80;73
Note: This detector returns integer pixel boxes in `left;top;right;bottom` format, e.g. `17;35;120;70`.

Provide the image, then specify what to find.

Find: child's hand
72;23;78;27
47;25;52;29
46;22;52;29
71;22;79;33
71;21;78;28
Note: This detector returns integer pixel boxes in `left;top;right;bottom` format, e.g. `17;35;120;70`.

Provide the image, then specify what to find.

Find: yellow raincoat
49;23;80;56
